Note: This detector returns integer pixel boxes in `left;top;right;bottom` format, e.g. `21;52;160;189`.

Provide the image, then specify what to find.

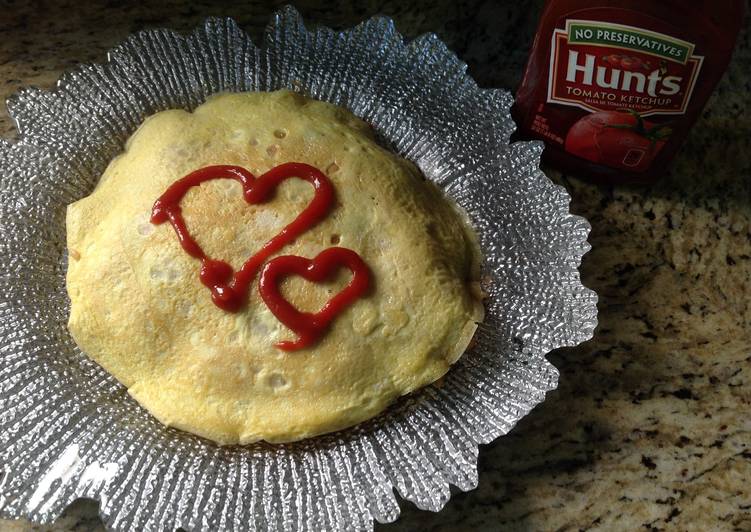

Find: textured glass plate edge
0;7;598;532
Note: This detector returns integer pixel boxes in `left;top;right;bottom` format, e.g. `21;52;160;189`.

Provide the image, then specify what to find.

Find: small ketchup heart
151;163;334;312
259;247;371;351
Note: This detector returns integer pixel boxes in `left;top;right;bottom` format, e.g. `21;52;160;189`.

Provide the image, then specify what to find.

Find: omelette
66;90;483;444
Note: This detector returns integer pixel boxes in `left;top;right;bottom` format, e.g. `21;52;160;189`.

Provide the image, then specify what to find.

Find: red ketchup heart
150;163;335;312
259;247;371;351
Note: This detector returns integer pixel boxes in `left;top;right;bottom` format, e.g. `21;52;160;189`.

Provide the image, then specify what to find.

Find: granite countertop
1;1;749;530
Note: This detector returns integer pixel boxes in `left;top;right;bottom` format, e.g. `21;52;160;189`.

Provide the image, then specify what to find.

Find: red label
547;20;703;116
522;19;708;173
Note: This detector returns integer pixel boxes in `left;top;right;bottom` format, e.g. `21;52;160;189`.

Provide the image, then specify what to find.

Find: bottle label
522;18;707;173
548;20;703;116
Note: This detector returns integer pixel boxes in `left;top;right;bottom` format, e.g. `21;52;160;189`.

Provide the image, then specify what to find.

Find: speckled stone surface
1;1;749;531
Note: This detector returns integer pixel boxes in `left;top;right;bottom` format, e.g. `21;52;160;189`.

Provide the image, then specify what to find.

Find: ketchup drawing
150;163;372;351
512;0;745;184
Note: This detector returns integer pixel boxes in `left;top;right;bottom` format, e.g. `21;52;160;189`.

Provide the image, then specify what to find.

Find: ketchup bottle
511;0;745;184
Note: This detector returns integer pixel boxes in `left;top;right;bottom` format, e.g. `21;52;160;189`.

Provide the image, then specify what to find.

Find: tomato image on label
564;110;671;172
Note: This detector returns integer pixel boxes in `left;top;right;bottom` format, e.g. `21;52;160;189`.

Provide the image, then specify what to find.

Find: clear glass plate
0;7;597;531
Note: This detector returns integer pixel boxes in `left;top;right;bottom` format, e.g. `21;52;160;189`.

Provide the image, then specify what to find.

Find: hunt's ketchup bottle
511;0;745;184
